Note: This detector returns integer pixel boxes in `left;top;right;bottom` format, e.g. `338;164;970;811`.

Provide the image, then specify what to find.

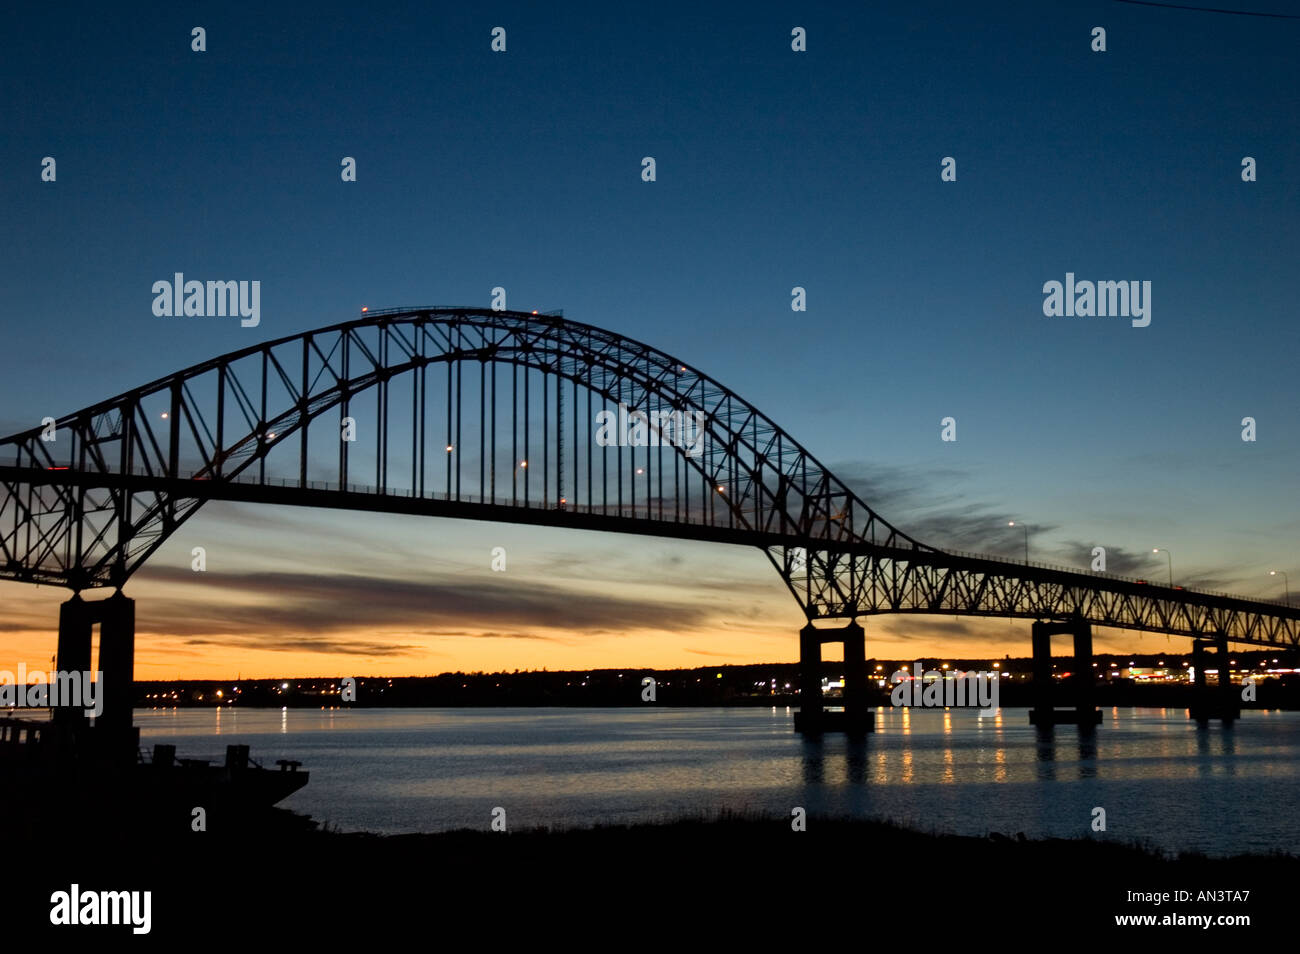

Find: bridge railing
190;470;706;523
939;547;1284;606
356;305;467;316
354;305;564;318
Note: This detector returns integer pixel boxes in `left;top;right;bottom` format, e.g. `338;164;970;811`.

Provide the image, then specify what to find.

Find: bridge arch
0;307;1296;648
0;308;923;597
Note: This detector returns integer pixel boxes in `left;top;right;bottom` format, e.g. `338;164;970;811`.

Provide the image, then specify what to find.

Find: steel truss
0;308;1294;647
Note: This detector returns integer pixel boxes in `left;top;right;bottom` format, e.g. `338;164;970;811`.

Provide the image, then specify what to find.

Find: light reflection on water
134;705;1300;856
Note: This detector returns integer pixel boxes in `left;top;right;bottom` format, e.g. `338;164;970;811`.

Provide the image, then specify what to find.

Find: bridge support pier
1028;619;1102;726
54;592;138;764
1189;635;1239;724
54;596;94;748
794;620;873;735
96;592;137;761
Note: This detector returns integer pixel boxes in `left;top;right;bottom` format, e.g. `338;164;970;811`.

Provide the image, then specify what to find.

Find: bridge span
2;307;1293;733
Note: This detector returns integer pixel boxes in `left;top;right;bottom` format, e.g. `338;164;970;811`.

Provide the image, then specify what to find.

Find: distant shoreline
127;653;1300;710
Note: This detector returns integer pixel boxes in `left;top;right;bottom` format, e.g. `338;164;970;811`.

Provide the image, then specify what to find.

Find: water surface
135;705;1300;856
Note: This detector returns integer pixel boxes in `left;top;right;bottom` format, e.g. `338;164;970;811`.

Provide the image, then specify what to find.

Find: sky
1;1;1298;678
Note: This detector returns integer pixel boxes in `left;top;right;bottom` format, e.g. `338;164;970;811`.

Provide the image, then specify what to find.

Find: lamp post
1008;521;1029;563
1269;570;1290;606
513;459;527;505
1153;548;1173;587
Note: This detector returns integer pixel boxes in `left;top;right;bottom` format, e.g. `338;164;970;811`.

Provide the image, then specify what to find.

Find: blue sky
1;1;1297;675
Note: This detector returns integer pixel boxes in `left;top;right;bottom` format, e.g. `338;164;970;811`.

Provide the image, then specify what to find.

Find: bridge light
635;467;644;475
267;432;276;440
445;444;454;452
361;306;368;313
160;412;169;419
532;310;538;315
519;460;527;468
716;484;725;493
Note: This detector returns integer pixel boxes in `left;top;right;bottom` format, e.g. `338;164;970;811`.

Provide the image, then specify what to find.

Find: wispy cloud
182;635;423;656
830;459;1055;556
132;567;721;647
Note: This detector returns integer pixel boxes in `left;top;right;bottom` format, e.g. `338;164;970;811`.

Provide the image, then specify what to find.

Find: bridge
2;307;1294;734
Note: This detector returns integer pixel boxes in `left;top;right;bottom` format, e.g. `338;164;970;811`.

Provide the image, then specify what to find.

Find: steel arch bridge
1;306;1296;649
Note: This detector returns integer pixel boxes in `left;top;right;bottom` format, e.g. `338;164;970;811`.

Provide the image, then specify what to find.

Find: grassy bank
12;807;1290;938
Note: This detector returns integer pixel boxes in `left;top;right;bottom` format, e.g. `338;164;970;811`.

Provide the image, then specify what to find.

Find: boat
0;713;309;829
0;590;309;831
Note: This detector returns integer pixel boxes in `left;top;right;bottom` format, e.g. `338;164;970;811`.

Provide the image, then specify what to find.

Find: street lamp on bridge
1008;521;1029;563
512;459;528;504
1269;570;1290;606
1153;548;1173;587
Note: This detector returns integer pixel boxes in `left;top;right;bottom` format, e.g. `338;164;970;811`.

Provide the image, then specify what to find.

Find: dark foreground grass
8;806;1291;940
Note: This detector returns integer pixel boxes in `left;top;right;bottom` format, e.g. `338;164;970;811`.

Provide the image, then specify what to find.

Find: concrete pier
96;591;137;760
54;591;139;763
1028;618;1102;726
53;595;93;743
1189;635;1239;724
794;620;874;734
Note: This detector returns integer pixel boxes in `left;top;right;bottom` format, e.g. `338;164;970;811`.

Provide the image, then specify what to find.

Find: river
135;705;1300;857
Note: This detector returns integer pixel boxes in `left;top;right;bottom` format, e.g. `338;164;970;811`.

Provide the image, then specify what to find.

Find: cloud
830;463;1251;592
1055;541;1149;576
182;635;423;656
827;460;971;517
875;616;996;642
829;459;1055;556
1175;574;1238;593
131;566;721;647
532;543;773;591
408;630;558;640
0;621;50;633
